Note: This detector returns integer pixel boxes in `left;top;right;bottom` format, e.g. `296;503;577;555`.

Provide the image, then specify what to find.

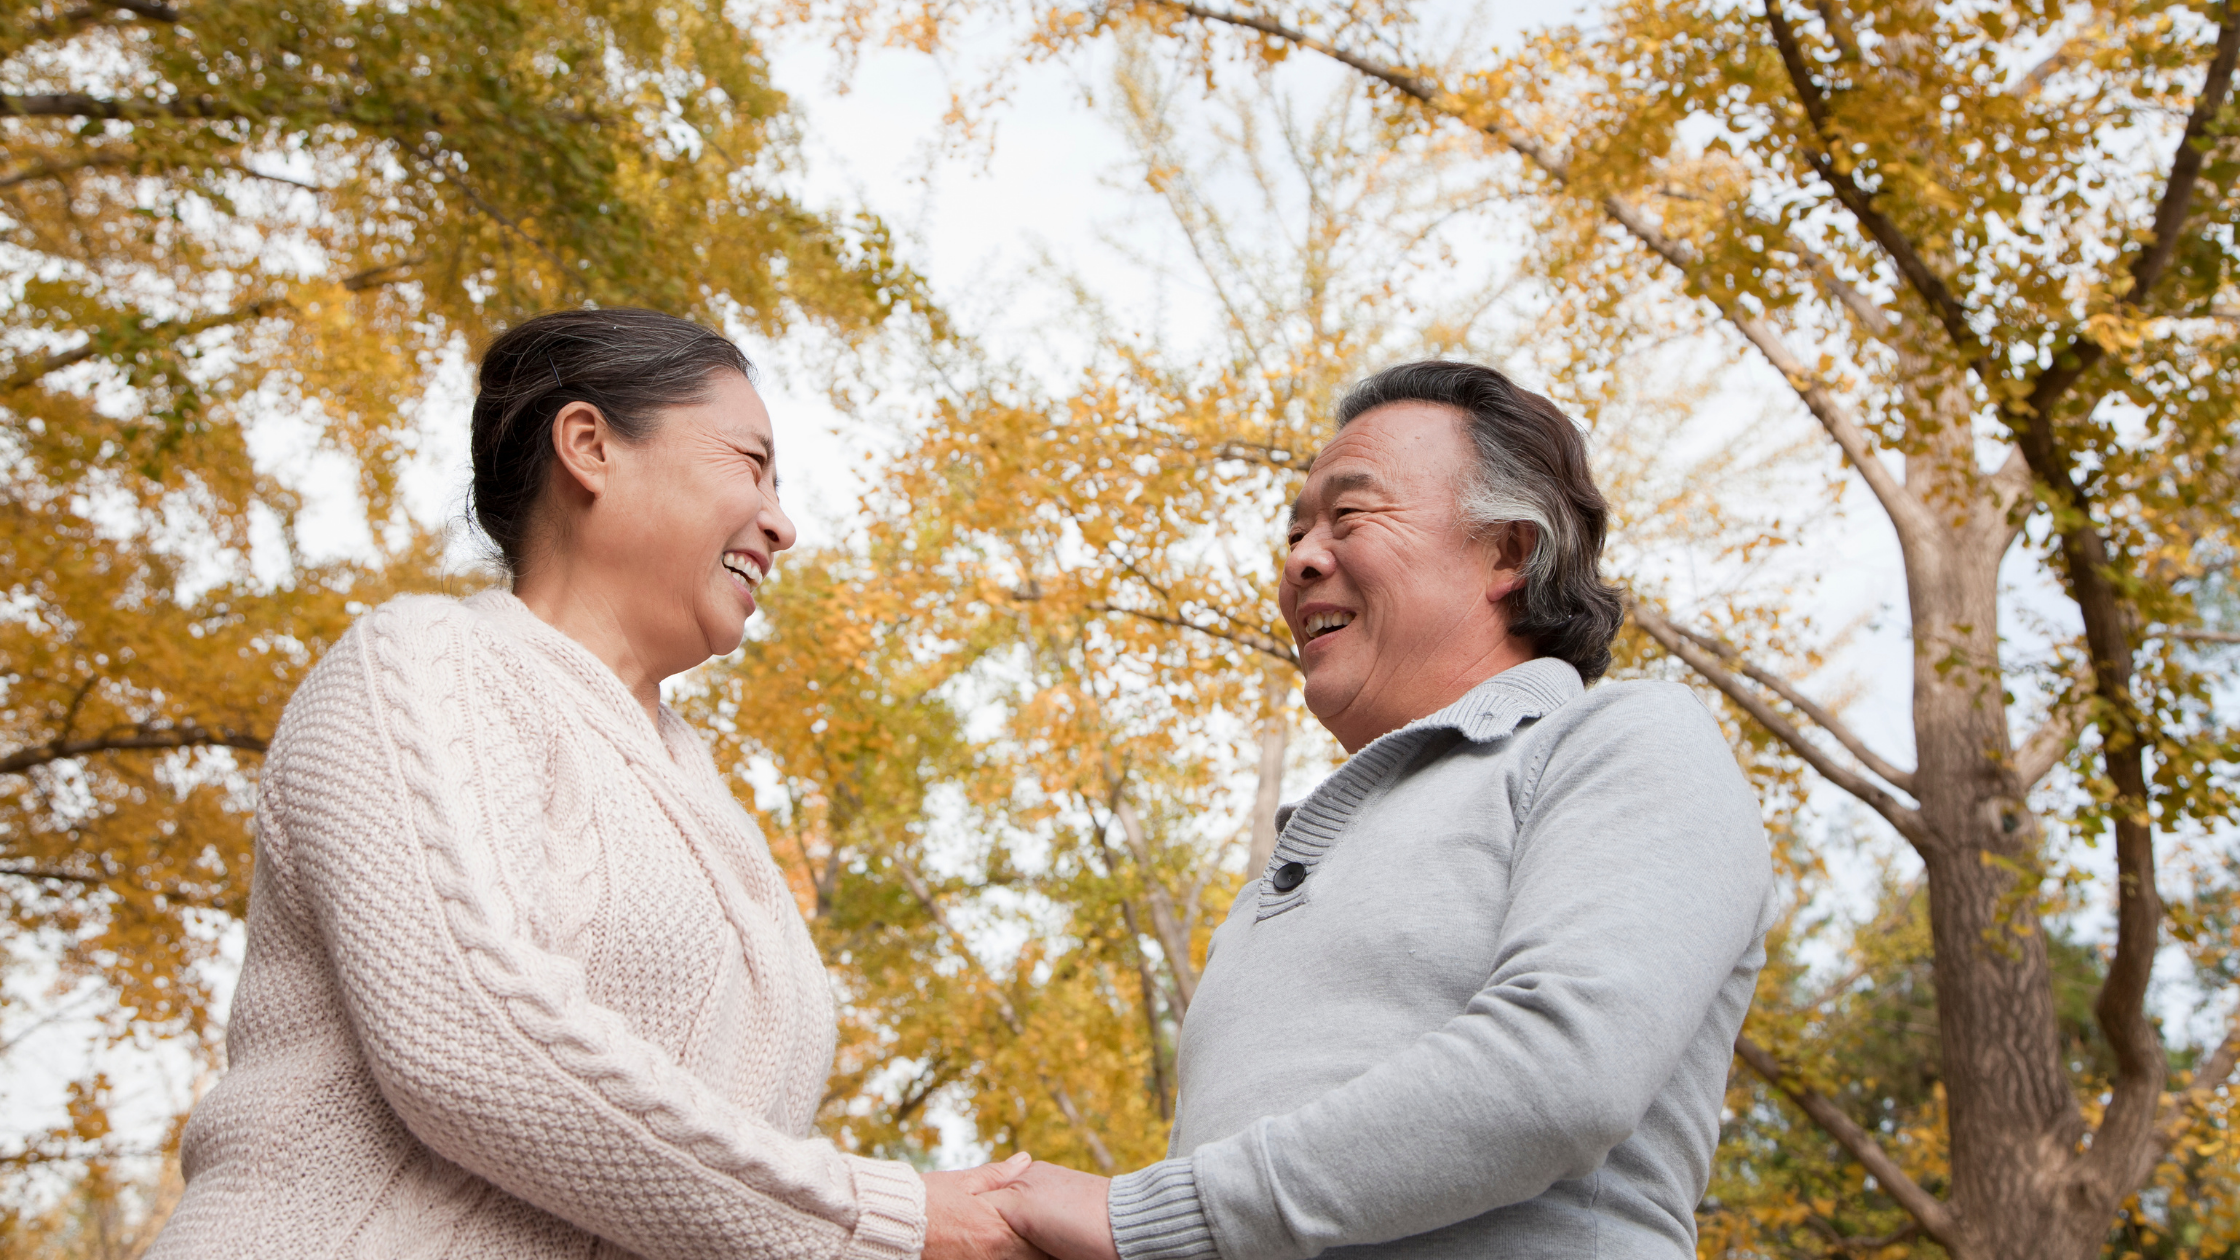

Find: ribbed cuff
1110;1158;1221;1260
843;1156;928;1260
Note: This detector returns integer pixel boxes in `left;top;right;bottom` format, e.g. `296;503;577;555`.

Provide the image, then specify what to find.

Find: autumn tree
0;0;914;1219
691;50;1822;1189
801;0;2240;1254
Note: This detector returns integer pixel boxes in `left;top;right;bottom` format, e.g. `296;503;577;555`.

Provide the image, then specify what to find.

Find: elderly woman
152;310;1032;1259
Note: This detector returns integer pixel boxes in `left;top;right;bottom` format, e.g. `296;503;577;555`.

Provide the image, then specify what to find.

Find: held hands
978;1161;1120;1260
919;1153;1119;1260
924;1154;1044;1260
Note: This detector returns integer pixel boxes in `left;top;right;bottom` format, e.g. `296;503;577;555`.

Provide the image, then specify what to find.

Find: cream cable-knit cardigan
151;591;925;1259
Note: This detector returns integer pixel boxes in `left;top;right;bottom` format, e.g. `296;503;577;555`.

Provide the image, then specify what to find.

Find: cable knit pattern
152;591;927;1260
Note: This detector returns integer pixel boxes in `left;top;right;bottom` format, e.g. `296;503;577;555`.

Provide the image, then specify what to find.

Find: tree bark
1898;414;2084;1260
1245;712;1287;878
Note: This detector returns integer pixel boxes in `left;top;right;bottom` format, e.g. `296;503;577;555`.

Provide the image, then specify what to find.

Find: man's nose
1285;529;1333;585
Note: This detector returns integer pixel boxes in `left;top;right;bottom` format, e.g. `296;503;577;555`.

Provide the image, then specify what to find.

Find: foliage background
5;0;2238;1255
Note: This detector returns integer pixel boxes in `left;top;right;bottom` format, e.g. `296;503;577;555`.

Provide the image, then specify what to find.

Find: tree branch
1806;1215;1923;1254
2013;15;2240;1173
1089;601;1297;666
2012;705;2084;789
1735;1032;1962;1249
2006;25;2240;1187
19;0;180;41
891;858;1118;1172
2019;11;2240;427
0;865;100;884
1108;786;1198;1013
0;93;250;121
1144;0;1951;550
0;153;135;188
0;724;269;775
2165;628;2240;644
1;299;288;392
1629;597;1933;848
1761;0;1990;371
2160;1012;2240;1155
0;259;420;392
1786;236;1893;336
1668;621;1916;793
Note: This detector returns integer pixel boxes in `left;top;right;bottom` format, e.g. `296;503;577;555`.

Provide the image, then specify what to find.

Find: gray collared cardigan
1108;658;1775;1260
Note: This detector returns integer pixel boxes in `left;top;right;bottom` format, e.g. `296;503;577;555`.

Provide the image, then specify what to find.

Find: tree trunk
1246;713;1288;878
1901;436;2087;1260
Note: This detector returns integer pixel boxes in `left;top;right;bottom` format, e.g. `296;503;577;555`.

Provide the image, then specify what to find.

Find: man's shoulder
1518;675;1747;791
1538;675;1721;738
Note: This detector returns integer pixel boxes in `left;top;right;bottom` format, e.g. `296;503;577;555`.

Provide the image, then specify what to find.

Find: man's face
1280;401;1533;753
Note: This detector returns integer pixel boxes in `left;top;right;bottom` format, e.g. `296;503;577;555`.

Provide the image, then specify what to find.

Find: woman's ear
550;401;614;498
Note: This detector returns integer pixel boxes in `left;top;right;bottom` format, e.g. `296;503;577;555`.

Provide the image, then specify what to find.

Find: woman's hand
924;1153;1045;1260
978;1161;1120;1260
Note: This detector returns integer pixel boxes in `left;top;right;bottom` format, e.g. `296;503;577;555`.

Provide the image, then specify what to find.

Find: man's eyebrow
1287;469;1380;529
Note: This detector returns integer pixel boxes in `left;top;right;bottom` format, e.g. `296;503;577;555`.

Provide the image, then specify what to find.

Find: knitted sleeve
274;602;924;1260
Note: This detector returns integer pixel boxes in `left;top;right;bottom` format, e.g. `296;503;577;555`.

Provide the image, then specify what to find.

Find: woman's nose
763;495;799;554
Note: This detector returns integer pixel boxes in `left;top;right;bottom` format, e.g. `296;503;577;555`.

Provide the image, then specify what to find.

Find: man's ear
1485;521;1537;605
550;401;615;499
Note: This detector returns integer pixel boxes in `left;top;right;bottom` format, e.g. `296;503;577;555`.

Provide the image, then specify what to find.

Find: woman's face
578;370;797;672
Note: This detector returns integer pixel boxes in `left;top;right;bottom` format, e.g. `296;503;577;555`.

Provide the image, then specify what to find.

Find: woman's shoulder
357;590;497;648
285;593;513;727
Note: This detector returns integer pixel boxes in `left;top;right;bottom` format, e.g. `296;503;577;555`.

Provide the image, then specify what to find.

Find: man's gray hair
1335;360;1625;682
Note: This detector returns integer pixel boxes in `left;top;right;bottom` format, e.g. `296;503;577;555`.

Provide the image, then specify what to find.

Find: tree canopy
1;0;917;1229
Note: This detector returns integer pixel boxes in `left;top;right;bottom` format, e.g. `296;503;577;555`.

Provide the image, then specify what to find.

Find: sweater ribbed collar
1399;654;1585;746
1258;656;1584;921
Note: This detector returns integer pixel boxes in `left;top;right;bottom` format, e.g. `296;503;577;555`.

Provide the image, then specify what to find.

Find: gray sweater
1107;659;1774;1260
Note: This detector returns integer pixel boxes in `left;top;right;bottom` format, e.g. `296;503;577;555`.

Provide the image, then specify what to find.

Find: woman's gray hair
1334;360;1625;682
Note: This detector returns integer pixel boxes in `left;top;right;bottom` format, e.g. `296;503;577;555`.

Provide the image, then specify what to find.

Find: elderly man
983;360;1775;1260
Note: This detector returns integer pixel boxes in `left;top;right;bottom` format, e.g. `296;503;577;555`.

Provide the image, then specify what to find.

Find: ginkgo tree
815;0;2240;1253
0;0;915;1225
695;49;1825;1193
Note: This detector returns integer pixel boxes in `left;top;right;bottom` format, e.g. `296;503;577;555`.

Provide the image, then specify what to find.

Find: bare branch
0;724;269;775
1668;621;1916;793
1089;601;1297;666
1109;788;1198;1012
1629;598;1934;848
1806;1215;1922;1254
1735;1033;1962;1248
892;858;1118;1172
1786;237;1892;336
2012;705;2084;789
2165;629;2240;644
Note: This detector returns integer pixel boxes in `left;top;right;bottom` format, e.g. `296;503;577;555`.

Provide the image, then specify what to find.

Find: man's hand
978;1160;1120;1260
924;1152;1045;1260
